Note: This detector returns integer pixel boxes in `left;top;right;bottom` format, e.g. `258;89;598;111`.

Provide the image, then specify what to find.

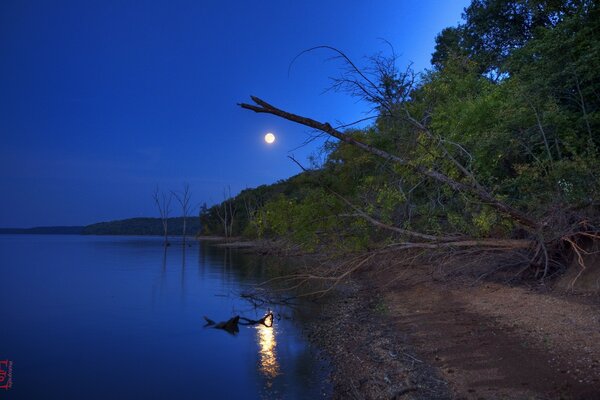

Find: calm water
0;235;330;399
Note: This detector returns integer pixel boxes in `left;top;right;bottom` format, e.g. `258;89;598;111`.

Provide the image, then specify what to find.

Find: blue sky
0;0;469;227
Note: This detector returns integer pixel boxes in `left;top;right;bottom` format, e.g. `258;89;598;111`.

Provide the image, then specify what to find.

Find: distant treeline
0;217;201;237
83;217;200;236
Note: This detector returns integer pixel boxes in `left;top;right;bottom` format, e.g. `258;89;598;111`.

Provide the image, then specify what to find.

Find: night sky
0;0;469;227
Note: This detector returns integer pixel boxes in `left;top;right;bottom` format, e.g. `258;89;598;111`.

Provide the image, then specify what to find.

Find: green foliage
432;0;594;74
259;189;345;250
472;207;498;237
204;0;600;249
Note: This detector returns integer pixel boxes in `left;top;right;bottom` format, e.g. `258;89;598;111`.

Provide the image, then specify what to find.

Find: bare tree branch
153;186;172;247
172;183;192;246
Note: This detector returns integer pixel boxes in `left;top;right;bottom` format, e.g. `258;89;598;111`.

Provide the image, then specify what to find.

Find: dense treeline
83;217;201;236
0;218;202;237
203;0;600;269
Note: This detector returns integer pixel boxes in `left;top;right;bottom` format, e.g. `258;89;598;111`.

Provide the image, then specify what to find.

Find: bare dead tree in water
172;183;192;246
153;186;172;247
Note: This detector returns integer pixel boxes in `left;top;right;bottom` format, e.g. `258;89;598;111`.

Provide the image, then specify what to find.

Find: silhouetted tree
172;183;192;246
153;186;172;246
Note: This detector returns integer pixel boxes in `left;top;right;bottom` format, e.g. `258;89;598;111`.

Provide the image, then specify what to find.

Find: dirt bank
305;267;600;399
206;238;600;398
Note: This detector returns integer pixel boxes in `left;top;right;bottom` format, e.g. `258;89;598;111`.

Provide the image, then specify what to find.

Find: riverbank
304;278;451;399
198;236;305;255
199;237;600;399
305;264;600;399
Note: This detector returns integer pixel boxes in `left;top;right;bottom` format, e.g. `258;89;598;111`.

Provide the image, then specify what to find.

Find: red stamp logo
0;360;13;390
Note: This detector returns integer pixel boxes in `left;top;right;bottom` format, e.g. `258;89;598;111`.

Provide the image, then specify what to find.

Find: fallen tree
237;22;600;285
239;93;599;285
242;95;538;230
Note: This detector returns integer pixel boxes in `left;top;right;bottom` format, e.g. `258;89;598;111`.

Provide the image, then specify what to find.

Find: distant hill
0;226;84;235
82;217;201;236
1;217;201;237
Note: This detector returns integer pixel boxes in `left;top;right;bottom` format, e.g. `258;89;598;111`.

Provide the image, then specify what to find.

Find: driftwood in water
204;315;240;334
203;312;274;334
240;311;274;327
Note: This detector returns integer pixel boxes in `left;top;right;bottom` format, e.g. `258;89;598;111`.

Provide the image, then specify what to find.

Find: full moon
264;132;276;144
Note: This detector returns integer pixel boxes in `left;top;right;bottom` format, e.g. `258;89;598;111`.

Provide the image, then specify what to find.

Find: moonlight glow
264;133;276;144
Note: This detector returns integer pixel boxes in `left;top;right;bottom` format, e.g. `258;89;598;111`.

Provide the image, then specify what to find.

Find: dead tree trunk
227;186;237;238
172;183;192;246
215;186;237;239
215;191;229;238
153;187;172;247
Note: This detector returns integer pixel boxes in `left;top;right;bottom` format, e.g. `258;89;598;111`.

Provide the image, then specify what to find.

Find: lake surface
0;235;330;399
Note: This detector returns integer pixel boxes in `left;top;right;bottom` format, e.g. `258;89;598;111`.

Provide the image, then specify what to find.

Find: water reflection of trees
180;245;186;298
194;243;288;284
157;242;315;307
189;241;329;398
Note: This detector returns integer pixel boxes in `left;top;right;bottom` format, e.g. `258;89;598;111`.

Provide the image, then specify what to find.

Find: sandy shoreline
198;237;600;399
